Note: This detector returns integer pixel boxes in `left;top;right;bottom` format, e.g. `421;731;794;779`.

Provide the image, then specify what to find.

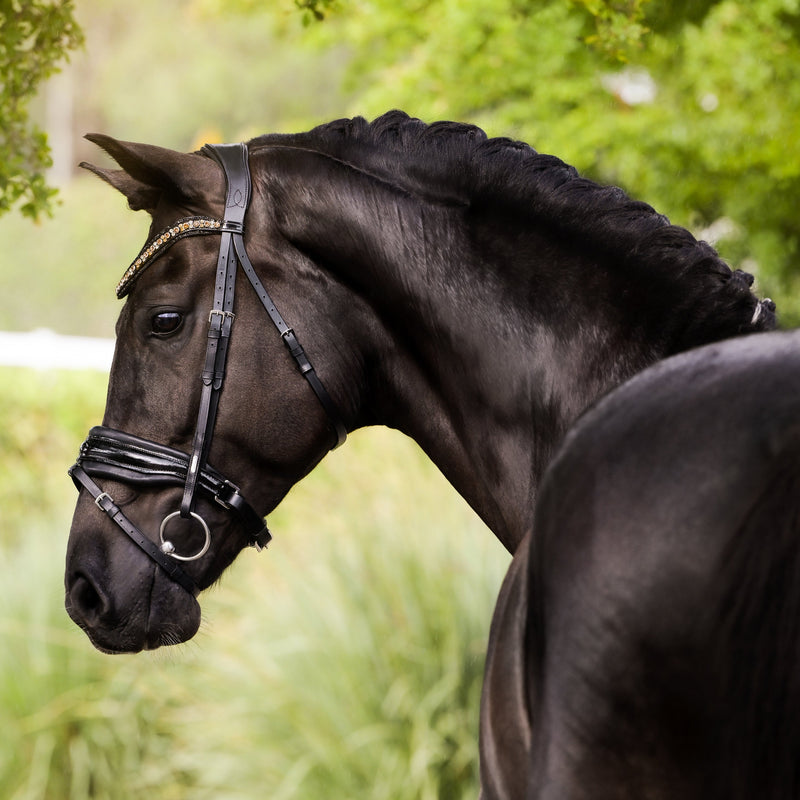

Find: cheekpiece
116;216;222;298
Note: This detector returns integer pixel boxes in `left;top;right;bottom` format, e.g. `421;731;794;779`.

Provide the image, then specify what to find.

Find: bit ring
159;511;211;561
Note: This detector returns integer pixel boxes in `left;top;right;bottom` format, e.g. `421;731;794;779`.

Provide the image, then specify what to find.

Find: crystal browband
116;216;222;298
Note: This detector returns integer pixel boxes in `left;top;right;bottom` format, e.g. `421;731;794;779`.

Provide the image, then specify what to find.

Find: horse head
65;137;365;653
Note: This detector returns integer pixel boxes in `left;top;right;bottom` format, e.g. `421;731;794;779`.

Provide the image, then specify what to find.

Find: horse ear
79;133;224;213
79;160;162;212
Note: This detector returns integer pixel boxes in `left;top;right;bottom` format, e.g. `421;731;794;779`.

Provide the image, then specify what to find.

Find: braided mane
248;110;776;344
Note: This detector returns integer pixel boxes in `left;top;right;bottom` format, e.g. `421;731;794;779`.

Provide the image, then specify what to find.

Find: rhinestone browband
116;216;222;298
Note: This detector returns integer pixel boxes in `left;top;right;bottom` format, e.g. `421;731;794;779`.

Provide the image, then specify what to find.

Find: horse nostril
68;572;110;626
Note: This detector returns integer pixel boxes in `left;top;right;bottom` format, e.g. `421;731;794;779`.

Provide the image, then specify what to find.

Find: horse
482;328;800;799
64;111;775;788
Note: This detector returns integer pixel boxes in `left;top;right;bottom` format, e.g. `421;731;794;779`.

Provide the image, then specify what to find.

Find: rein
69;143;347;597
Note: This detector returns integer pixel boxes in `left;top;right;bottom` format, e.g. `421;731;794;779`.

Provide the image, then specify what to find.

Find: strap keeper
222;220;244;234
214;479;240;510
282;328;308;362
202;369;225;386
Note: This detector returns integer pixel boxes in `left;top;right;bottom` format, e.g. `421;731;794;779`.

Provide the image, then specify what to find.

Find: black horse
64;112;774;790
483;328;800;799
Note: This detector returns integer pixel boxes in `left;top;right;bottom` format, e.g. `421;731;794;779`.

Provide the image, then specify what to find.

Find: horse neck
258;148;675;552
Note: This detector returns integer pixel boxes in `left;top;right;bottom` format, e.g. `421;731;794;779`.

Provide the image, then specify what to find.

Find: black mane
248;110;776;344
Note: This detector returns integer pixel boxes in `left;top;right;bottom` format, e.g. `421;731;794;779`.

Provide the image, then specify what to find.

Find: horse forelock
247;111;775;337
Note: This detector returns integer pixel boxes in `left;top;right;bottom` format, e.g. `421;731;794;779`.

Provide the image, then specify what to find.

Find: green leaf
0;0;83;219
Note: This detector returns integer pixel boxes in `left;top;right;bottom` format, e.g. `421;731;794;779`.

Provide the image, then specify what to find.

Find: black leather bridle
69;143;347;597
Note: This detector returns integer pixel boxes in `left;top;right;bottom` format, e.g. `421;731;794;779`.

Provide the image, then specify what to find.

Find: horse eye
151;311;183;335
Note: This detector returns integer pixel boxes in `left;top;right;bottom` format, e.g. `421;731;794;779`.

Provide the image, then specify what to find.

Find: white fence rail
0;330;114;371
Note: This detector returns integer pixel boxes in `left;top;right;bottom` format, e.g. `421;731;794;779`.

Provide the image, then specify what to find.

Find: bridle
69;143;347;597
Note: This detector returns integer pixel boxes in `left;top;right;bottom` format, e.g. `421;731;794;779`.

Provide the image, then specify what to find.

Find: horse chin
143;586;202;651
74;599;201;654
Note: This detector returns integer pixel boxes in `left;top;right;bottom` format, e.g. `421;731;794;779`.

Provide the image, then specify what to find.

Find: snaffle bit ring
159;511;211;561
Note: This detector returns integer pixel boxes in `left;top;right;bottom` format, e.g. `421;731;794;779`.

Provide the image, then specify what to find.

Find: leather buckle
94;491;112;510
208;309;236;323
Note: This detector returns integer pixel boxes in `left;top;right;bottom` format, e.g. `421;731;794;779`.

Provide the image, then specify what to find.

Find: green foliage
0;369;508;798
570;0;651;59
294;0;340;24
645;0;724;31
0;0;83;219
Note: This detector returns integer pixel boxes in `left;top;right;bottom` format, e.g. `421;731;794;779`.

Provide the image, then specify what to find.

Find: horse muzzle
65;498;203;653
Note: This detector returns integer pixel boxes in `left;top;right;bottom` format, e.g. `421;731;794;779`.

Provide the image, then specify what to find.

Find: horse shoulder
507;330;800;798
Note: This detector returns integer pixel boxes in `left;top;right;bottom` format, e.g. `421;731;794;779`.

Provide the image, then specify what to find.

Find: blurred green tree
0;1;83;219
276;0;799;320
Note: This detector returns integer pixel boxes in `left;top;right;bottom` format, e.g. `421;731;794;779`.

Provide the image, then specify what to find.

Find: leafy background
1;0;798;796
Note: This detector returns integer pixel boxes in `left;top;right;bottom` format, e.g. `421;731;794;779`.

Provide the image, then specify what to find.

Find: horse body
482;329;800;799
64;112;775;786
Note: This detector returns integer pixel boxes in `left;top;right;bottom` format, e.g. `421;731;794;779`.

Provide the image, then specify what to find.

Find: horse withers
64;112;775;787
482;329;800;799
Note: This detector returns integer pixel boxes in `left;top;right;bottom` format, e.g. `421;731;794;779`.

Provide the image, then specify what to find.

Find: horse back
482;330;800;799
